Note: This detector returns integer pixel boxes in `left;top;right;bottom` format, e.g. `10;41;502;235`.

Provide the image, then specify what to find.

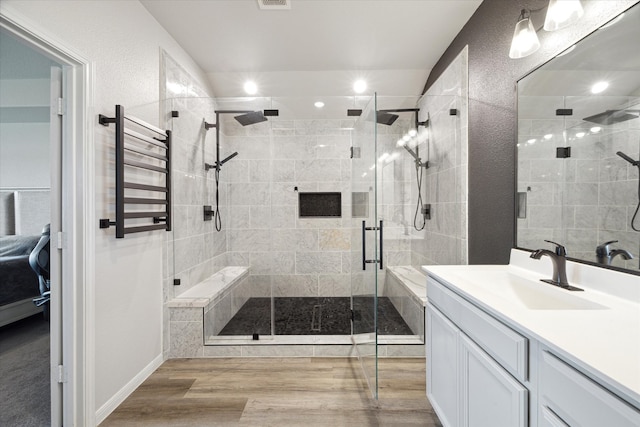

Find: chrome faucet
530;240;583;291
596;240;634;266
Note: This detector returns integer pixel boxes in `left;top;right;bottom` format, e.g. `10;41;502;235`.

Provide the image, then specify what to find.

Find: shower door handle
362;220;383;271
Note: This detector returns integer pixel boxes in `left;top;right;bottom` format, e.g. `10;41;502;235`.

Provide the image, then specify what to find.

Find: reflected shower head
377;111;400;126
583;109;640;125
234;111;268;126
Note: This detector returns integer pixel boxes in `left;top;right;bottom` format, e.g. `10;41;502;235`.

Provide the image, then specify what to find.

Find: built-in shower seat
168;266;249;309
167;266;250;358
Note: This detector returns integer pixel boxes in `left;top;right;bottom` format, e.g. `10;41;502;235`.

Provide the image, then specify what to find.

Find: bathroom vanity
423;249;640;427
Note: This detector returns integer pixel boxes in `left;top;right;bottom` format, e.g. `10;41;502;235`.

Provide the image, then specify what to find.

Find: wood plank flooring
102;357;442;426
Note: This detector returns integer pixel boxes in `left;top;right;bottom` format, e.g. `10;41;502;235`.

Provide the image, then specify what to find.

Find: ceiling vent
257;0;291;10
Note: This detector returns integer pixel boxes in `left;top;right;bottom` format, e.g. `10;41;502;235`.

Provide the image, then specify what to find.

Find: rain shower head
377;111;400;126
234;111;268;126
583;109;640;125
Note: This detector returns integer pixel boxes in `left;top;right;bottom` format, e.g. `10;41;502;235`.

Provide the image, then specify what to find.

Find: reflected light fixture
243;81;258;95
353;80;367;94
509;9;540;59
544;0;584;31
591;81;609;94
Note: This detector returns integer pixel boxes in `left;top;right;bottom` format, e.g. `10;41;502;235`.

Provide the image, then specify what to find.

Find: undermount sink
462;270;608;311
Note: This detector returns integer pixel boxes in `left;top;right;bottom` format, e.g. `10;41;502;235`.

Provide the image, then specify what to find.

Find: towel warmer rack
98;105;172;238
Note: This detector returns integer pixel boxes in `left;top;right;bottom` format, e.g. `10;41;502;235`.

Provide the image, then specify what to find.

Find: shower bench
384;266;428;342
167;266;250;358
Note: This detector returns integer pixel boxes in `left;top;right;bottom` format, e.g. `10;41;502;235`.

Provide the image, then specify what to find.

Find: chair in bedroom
29;224;51;320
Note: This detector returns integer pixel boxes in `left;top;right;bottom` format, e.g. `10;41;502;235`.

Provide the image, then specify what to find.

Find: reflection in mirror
517;3;640;273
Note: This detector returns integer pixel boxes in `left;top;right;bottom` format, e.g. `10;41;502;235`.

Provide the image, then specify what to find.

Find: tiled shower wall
517;106;640;271
161;52;225;357
222;117;355;297
410;47;469;268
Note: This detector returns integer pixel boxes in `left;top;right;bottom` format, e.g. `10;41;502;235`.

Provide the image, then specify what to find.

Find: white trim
95;353;164;425
0;5;95;426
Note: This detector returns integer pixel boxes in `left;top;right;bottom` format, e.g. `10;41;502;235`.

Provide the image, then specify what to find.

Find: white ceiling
141;0;482;97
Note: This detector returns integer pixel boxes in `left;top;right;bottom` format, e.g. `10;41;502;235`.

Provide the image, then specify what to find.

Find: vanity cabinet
425;271;640;427
426;275;528;427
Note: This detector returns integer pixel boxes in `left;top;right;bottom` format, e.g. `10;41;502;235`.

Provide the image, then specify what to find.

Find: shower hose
414;161;426;231
214;168;222;232
633;164;640;232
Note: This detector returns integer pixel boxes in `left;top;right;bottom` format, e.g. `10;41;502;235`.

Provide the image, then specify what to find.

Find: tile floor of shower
217;296;413;337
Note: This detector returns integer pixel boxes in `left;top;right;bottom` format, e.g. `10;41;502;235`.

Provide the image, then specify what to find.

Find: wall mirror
517;3;640;273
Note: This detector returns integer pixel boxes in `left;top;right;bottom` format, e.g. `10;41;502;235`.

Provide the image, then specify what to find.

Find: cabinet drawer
539;350;640;427
427;276;528;382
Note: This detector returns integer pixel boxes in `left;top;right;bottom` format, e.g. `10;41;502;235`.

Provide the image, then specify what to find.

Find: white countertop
422;249;640;407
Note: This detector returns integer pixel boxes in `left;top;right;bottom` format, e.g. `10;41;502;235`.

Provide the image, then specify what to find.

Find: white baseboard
95;353;163;425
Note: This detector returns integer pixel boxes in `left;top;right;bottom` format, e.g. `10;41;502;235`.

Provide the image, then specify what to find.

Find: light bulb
544;0;584;31
509;10;540;59
408;129;418;137
590;127;602;133
314;101;325;108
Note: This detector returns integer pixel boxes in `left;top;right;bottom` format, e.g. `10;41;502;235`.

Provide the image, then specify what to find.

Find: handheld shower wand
617;151;640;232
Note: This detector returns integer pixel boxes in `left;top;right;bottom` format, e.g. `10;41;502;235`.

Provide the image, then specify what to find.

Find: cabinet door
539;350;640;427
427;303;459;427
460;334;528;427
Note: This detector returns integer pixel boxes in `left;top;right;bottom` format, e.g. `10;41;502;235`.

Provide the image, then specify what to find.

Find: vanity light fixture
509;9;540;59
408;129;418;137
591;81;609;94
397;139;406;147
544;0;584;31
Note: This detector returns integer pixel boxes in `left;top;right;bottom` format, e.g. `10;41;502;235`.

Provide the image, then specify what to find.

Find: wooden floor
102;357;442;426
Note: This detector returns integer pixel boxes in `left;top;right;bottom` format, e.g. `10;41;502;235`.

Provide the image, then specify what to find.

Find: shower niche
298;192;342;217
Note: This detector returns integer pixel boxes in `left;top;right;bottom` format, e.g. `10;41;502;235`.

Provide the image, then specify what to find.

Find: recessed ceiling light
314;101;325;108
590;126;602;133
576;132;586;138
544;134;553;140
243;81;258;95
591;81;609;94
353;80;367;94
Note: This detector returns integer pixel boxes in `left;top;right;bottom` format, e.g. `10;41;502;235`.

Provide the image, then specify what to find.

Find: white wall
1;0;213;420
0;77;51;188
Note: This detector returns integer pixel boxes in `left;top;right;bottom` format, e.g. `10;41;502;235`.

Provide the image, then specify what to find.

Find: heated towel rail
99;105;172;238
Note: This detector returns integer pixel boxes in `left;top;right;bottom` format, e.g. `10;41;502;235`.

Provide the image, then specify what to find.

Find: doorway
0;10;92;425
0;28;62;426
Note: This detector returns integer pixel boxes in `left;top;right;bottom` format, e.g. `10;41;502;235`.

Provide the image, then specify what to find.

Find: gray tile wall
517;101;640;271
222;117;355;297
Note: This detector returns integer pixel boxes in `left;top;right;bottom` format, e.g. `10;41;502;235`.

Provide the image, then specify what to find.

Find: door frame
0;7;95;426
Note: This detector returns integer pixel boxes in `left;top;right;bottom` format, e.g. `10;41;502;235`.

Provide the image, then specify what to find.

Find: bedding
0;235;40;306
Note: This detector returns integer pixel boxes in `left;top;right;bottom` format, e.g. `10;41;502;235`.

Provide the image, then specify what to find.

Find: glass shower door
350;93;379;399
